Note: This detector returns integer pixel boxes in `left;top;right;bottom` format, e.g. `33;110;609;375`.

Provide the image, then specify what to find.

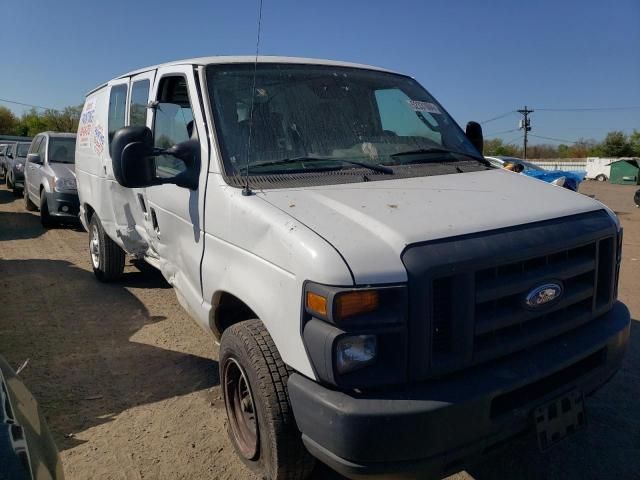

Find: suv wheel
24;188;37;211
596;174;607;182
220;320;315;480
39;193;55;227
89;214;125;281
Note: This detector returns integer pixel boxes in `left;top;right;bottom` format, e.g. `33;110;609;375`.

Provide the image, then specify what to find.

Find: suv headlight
15;162;24;171
54;177;77;192
302;282;408;388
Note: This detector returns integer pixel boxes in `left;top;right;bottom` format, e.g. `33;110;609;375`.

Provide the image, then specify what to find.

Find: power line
536;106;640;112
484;128;519;137
529;133;579;144
0;97;59;111
502;132;524;144
479;110;516;124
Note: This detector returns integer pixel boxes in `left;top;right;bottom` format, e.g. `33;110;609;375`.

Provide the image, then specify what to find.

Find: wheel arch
210;290;258;341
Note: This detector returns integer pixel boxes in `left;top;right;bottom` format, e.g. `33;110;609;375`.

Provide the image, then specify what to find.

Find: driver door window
152;76;194;178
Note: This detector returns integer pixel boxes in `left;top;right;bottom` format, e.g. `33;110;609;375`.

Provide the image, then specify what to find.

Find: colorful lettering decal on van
78;99;96;148
93;124;105;157
407;100;441;114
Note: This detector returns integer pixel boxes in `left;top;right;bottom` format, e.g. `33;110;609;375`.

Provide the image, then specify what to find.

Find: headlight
335;334;377;374
550;176;566;187
54;177;77;192
15;163;24;171
302;282;408;388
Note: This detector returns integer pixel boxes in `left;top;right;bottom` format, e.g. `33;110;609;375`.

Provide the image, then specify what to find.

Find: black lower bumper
45;191;80;218
288;302;630;479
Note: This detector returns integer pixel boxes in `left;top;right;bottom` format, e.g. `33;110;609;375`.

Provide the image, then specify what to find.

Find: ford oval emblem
524;283;563;308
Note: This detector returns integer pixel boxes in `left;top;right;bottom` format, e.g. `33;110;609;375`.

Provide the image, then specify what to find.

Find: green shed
609;158;640;185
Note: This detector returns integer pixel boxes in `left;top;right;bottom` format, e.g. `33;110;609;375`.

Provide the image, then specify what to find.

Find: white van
76;56;629;480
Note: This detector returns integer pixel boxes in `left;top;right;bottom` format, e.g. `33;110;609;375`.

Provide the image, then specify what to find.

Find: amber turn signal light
306;291;328;317
335;291;379;320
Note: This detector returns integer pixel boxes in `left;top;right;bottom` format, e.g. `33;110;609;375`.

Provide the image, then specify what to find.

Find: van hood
257;169;607;284
49;163;76;179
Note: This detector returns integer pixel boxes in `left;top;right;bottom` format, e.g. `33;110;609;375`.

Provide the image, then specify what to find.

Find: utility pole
517;106;533;159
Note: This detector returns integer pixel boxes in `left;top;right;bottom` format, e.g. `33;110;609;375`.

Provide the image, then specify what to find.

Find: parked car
1;141;17;182
6;142;31;196
485;155;584;191
24;132;78;227
0;144;7;178
0;355;65;480
76;56;629;480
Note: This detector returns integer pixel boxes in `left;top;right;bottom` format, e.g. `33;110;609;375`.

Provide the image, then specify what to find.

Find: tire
39;193;55;227
219;320;315;480
89;214;125;281
596;174;607;182
24;187;37;211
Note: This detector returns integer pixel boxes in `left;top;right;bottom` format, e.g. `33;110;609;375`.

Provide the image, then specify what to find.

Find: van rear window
108;84;128;146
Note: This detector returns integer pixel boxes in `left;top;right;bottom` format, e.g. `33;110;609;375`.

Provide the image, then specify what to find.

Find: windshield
206;64;479;178
17;143;30;157
49;137;76;163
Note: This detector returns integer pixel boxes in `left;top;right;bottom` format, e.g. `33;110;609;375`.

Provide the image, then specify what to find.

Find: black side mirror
27;153;42;164
111;126;201;190
465;121;484;155
111;126;156;188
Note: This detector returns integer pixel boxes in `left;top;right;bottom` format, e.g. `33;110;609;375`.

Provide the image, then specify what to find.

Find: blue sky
1;0;638;145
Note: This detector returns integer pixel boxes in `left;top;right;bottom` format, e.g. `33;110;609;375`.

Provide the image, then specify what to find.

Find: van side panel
76;83;149;254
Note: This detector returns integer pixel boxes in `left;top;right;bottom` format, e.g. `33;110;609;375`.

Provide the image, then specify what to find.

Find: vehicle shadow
0;211;46;241
465;318;640;480
0;187;16;204
0;258;219;451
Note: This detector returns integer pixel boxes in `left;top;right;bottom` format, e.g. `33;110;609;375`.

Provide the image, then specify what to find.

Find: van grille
430;236;617;367
401;210;619;380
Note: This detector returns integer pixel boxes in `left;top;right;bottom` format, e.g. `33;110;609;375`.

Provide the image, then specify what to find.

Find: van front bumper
45;191;80;219
288;302;630;479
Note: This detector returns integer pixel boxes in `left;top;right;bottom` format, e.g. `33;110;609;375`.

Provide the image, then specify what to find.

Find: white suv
75;56;629;479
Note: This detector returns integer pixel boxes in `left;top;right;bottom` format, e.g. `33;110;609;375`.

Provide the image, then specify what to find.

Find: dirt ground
1;181;639;480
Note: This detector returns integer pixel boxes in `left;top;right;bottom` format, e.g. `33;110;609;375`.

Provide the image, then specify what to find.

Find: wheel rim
90;225;100;269
223;357;259;459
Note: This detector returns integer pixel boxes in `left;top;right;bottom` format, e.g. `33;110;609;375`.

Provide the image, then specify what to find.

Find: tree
0;106;19;135
629;129;640;157
483;138;522;157
599;131;633;157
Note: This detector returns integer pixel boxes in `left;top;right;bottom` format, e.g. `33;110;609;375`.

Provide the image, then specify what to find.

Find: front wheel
24;187;37;211
596;174;607;182
89;214;125;282
219;320;315;480
40;193;55;227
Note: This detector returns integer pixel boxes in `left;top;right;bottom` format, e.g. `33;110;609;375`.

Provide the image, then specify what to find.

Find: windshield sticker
407;100;441;114
78;99;96;149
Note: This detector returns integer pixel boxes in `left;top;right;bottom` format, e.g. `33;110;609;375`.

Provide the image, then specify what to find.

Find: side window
152;76;194;178
129;79;150;127
108;84;128;145
37;137;47;160
374;88;442;144
29;137;42;155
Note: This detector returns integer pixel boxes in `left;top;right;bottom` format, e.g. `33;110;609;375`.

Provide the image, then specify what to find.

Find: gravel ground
0;180;638;480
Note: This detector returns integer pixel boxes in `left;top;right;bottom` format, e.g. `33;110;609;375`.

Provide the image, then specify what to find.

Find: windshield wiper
243;156;394;175
390;147;488;164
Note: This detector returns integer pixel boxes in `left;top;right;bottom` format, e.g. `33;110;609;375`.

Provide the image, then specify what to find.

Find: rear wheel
596;174;607;182
24;187;37;211
89;214;125;281
220;320;315;480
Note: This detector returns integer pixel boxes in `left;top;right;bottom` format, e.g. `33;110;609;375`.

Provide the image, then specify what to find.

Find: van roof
87;56;398;96
39;131;77;139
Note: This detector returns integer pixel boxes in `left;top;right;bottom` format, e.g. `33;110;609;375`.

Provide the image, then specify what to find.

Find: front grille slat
475;256;596;303
475;281;595;335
